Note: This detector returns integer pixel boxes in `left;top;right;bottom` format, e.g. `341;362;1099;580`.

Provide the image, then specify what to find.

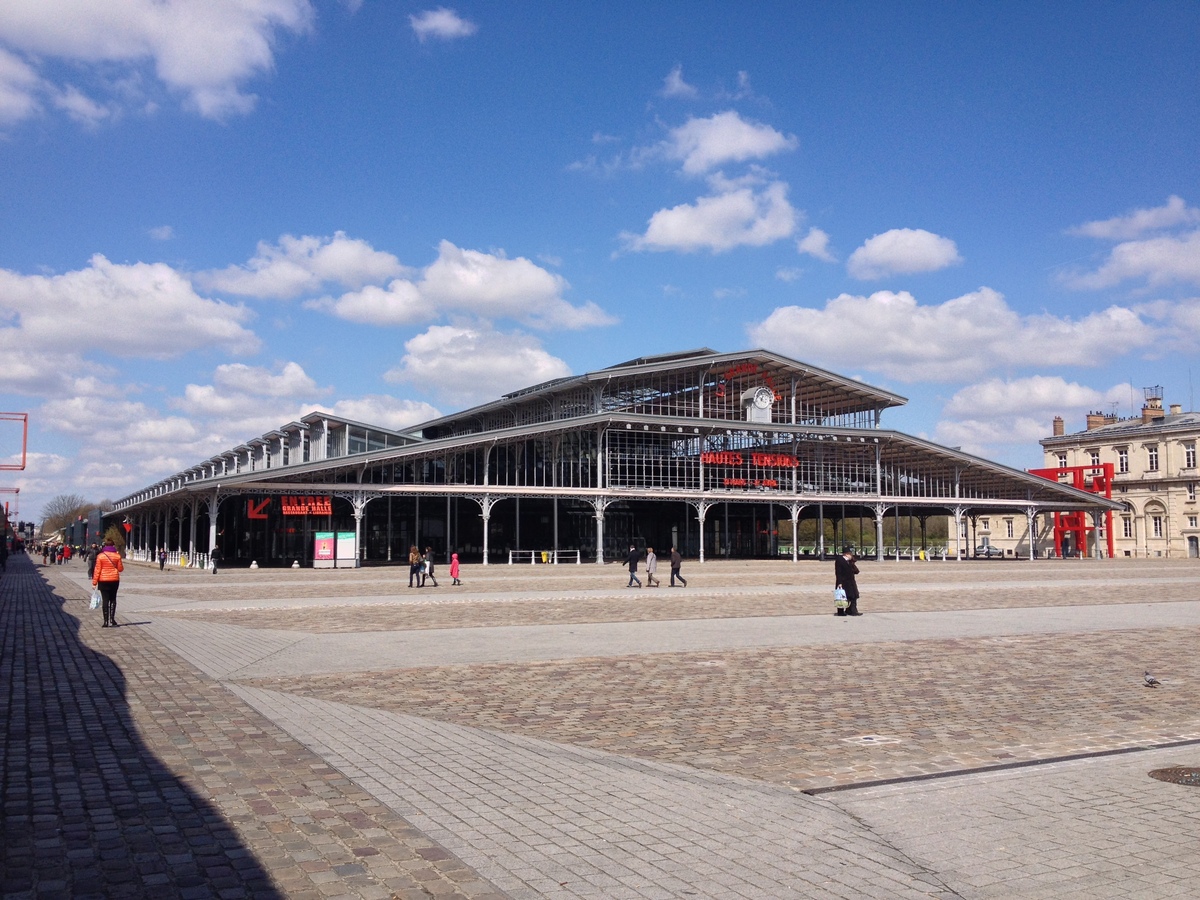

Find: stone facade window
1123;517;1133;538
1057;453;1067;468
1089;450;1100;467
1187;444;1196;469
1152;516;1163;538
1147;445;1159;472
1117;448;1128;473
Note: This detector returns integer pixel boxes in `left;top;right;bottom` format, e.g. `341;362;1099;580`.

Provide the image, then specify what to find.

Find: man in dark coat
626;545;642;588
669;547;687;587
834;546;862;616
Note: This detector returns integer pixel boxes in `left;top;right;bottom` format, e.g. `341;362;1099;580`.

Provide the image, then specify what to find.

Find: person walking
645;546;660;587
449;552;461;585
158;548;167;571
85;543;99;580
626;544;642;588
834;546;862;616
669;547;687;587
408;545;422;587
422;546;439;587
210;546;221;574
93;540;124;628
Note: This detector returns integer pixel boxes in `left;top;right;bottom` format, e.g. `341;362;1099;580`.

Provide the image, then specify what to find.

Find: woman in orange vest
92;540;124;628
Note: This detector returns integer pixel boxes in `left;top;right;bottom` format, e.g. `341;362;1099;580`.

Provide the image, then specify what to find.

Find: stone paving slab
237;623;1200;792
228;685;955;900
139;599;1200;677
142;577;1200;631
829;746;1200;898
2;555;507;900
17;554;1200;898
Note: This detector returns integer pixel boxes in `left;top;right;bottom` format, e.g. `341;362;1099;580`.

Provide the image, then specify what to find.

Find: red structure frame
0;412;29;471
1028;463;1115;558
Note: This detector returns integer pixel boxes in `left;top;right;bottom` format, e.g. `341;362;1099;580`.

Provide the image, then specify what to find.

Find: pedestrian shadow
0;553;283;898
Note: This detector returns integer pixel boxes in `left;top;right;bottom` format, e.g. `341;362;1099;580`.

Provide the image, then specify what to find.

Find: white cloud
748;287;1162;382
1068;195;1200;241
311;395;439;431
775;267;803;283
0;45;40;123
934;376;1131;457
52;84;114;125
622;179;797;253
200;231;407;299
1062;229;1200;290
942;375;1111;418
311;278;434;326
222;235;615;330
0;254;259;359
418;241;613;329
663;110;797;175
317;240;614;330
409;7;477;42
385;325;571;407
797;227;835;262
0;0;314;120
660;64;697;99
847;228;962;280
183;361;321;412
147;224;175;241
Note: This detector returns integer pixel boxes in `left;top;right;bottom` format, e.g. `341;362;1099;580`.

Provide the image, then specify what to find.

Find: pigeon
1144;671;1161;688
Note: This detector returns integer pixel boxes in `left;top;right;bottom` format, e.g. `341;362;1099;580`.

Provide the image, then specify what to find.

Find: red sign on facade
701;451;798;468
280;495;332;516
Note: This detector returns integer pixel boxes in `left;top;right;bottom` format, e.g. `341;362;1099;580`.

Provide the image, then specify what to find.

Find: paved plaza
3;553;1200;898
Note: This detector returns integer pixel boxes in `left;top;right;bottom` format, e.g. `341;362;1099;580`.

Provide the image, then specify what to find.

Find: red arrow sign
247;499;270;519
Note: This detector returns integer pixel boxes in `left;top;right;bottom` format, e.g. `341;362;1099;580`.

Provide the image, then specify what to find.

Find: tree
103;524;127;555
41;493;92;536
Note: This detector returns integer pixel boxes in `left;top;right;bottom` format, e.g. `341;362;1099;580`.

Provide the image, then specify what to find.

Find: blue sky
1;1;1199;522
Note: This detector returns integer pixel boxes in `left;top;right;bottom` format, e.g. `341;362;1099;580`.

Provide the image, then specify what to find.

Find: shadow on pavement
0;552;282;898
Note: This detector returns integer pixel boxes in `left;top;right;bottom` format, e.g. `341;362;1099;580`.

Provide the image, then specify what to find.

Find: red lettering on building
700;451;744;466
713;362;782;402
750;452;798;467
280;495;333;516
722;477;780;489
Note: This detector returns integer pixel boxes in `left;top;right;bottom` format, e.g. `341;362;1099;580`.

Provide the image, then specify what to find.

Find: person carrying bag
92;541;124;628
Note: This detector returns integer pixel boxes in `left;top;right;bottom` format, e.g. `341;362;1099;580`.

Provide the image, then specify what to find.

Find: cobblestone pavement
1;554;506;900
10;554;1200;898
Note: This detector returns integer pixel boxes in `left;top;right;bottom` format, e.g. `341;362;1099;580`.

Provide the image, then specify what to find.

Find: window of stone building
1089;450;1100;467
1152;515;1163;538
1123;517;1133;538
1147;445;1159;471
1190;483;1197;501
1189;515;1198;529
1057;453;1067;468
1117;448;1128;473
1149;483;1159;491
1005;518;1014;538
1187;444;1197;469
981;517;989;530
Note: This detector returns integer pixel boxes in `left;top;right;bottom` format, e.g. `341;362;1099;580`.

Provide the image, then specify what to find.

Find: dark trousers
670;567;686;586
98;580;120;624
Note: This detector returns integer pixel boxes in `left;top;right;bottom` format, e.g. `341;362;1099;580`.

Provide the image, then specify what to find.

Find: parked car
974;544;1004;558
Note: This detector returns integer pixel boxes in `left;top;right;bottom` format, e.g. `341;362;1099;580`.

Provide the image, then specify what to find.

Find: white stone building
1039;389;1200;559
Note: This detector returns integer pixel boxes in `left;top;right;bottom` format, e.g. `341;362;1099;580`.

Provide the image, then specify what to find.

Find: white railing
136;548;211;569
507;549;582;564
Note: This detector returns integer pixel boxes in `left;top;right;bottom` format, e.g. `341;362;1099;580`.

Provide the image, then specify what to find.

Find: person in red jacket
92;540;124;628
